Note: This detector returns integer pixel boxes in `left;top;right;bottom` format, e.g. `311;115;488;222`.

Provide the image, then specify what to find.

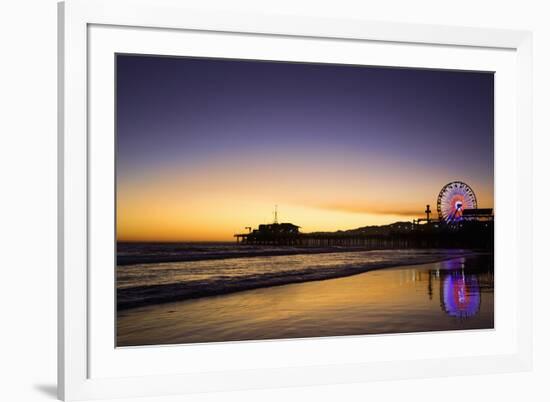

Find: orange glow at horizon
116;152;494;242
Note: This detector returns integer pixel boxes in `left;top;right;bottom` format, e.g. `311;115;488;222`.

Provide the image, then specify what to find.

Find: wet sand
117;257;494;346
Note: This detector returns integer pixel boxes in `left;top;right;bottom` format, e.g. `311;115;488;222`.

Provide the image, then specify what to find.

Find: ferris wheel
437;181;477;223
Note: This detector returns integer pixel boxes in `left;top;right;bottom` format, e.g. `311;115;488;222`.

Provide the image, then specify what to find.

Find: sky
116;54;494;242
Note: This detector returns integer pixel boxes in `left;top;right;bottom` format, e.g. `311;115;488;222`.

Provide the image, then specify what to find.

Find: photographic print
115;55;494;347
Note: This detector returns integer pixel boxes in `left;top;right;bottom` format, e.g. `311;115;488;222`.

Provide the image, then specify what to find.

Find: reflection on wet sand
117;255;493;346
430;258;492;319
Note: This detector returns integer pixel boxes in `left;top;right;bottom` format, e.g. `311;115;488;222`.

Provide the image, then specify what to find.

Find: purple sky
116;54;494;240
117;55;493;179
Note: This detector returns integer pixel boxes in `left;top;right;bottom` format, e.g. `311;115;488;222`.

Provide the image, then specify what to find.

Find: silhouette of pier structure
234;219;493;249
234;184;494;250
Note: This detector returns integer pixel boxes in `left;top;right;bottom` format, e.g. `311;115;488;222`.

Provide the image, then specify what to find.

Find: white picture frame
58;0;533;400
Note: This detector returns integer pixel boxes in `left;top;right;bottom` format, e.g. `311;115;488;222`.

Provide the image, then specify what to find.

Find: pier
234;181;494;250
234;220;493;250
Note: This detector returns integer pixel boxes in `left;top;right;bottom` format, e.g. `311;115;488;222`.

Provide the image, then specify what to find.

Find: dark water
117;252;493;346
117;242;312;265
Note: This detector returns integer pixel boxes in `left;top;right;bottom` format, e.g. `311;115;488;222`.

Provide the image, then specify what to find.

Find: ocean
117;243;488;310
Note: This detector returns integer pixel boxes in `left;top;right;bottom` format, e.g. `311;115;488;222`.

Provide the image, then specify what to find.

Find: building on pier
234;222;301;245
461;208;494;221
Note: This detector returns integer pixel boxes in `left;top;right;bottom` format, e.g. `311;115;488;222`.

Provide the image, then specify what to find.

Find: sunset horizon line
116;216;428;243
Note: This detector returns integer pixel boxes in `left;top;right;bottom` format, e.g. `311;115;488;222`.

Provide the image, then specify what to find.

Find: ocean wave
117;243;364;265
117;249;485;310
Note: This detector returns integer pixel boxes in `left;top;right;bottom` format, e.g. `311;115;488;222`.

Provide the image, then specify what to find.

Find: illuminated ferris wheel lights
436;181;478;224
